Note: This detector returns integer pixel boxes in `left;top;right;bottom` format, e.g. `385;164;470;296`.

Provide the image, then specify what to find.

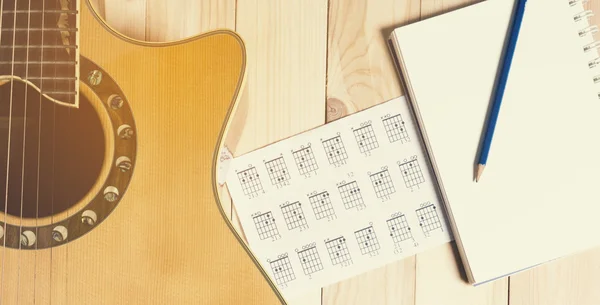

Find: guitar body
0;1;281;304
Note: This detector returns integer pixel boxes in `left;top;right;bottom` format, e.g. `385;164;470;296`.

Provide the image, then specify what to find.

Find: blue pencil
476;0;528;182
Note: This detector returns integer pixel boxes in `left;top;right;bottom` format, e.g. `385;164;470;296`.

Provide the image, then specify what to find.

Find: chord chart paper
382;114;410;143
322;136;349;165
225;97;452;299
338;181;365;210
325;237;352;266
281;201;308;230
399;158;426;189
387;215;413;244
293;146;319;175
265;157;291;185
353;125;379;153
370;169;396;199
354;226;381;255
416;204;443;235
270;256;296;285
237;167;263;196
308;191;336;220
253;212;279;240
297;246;324;275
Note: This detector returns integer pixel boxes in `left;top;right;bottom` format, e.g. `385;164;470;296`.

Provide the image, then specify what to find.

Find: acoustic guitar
0;0;283;304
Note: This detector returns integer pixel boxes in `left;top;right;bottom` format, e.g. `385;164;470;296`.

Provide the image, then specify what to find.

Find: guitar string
34;0;46;303
52;1;60;304
17;0;34;303
56;2;67;303
25;0;34;304
3;0;19;303
0;0;5;303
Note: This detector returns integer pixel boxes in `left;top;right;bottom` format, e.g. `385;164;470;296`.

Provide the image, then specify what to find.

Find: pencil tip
476;164;485;182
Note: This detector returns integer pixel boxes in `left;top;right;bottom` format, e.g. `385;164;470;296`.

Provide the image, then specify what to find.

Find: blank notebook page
392;0;600;284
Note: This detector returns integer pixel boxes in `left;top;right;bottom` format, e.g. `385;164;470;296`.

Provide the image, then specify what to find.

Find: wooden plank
145;0;235;42
235;1;328;304
323;1;419;304
234;0;328;153
510;246;600;305
509;2;600;304
87;0;147;41
326;0;419;120
414;1;508;305
323;259;416;305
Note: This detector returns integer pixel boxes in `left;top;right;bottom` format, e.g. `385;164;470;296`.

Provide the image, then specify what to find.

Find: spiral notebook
389;0;600;285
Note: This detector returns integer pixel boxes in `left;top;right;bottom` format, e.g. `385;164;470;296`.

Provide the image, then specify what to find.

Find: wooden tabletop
93;0;600;304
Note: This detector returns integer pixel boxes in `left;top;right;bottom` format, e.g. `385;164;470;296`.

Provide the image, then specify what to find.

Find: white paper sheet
225;96;452;299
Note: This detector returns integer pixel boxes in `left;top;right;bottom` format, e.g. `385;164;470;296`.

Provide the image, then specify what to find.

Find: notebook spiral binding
570;0;600;98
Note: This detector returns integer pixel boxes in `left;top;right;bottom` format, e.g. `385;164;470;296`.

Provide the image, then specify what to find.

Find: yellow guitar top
0;0;283;304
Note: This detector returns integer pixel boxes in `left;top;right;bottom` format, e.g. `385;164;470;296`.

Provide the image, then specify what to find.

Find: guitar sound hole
0;81;105;220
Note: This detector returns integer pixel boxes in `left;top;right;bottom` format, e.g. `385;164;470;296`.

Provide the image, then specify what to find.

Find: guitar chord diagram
269;256;296;285
265;157;291;185
322;136;348;165
386;215;413;244
253;212;279;240
353;125;379;154
237;167;263;196
325;237;352;266
308;191;336;220
370;169;396;199
280;201;308;230
399;158;425;189
354;226;380;255
382;114;410;143
338;181;364;210
416;204;443;235
293;146;319;175
297;246;324;275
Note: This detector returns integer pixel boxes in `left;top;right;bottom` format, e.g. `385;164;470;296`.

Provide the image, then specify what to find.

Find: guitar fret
27;77;77;80
42;91;77;95
1;28;78;32
0;45;78;49
0;0;80;106
2;10;79;14
0;61;77;65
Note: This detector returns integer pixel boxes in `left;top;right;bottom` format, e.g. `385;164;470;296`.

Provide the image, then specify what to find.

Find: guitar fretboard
0;0;79;106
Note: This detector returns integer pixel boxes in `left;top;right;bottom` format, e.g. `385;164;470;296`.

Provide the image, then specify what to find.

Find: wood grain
326;0;419;120
146;0;235;42
88;0;148;40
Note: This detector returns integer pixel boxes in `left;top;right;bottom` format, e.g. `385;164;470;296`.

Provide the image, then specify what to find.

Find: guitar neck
0;0;80;107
